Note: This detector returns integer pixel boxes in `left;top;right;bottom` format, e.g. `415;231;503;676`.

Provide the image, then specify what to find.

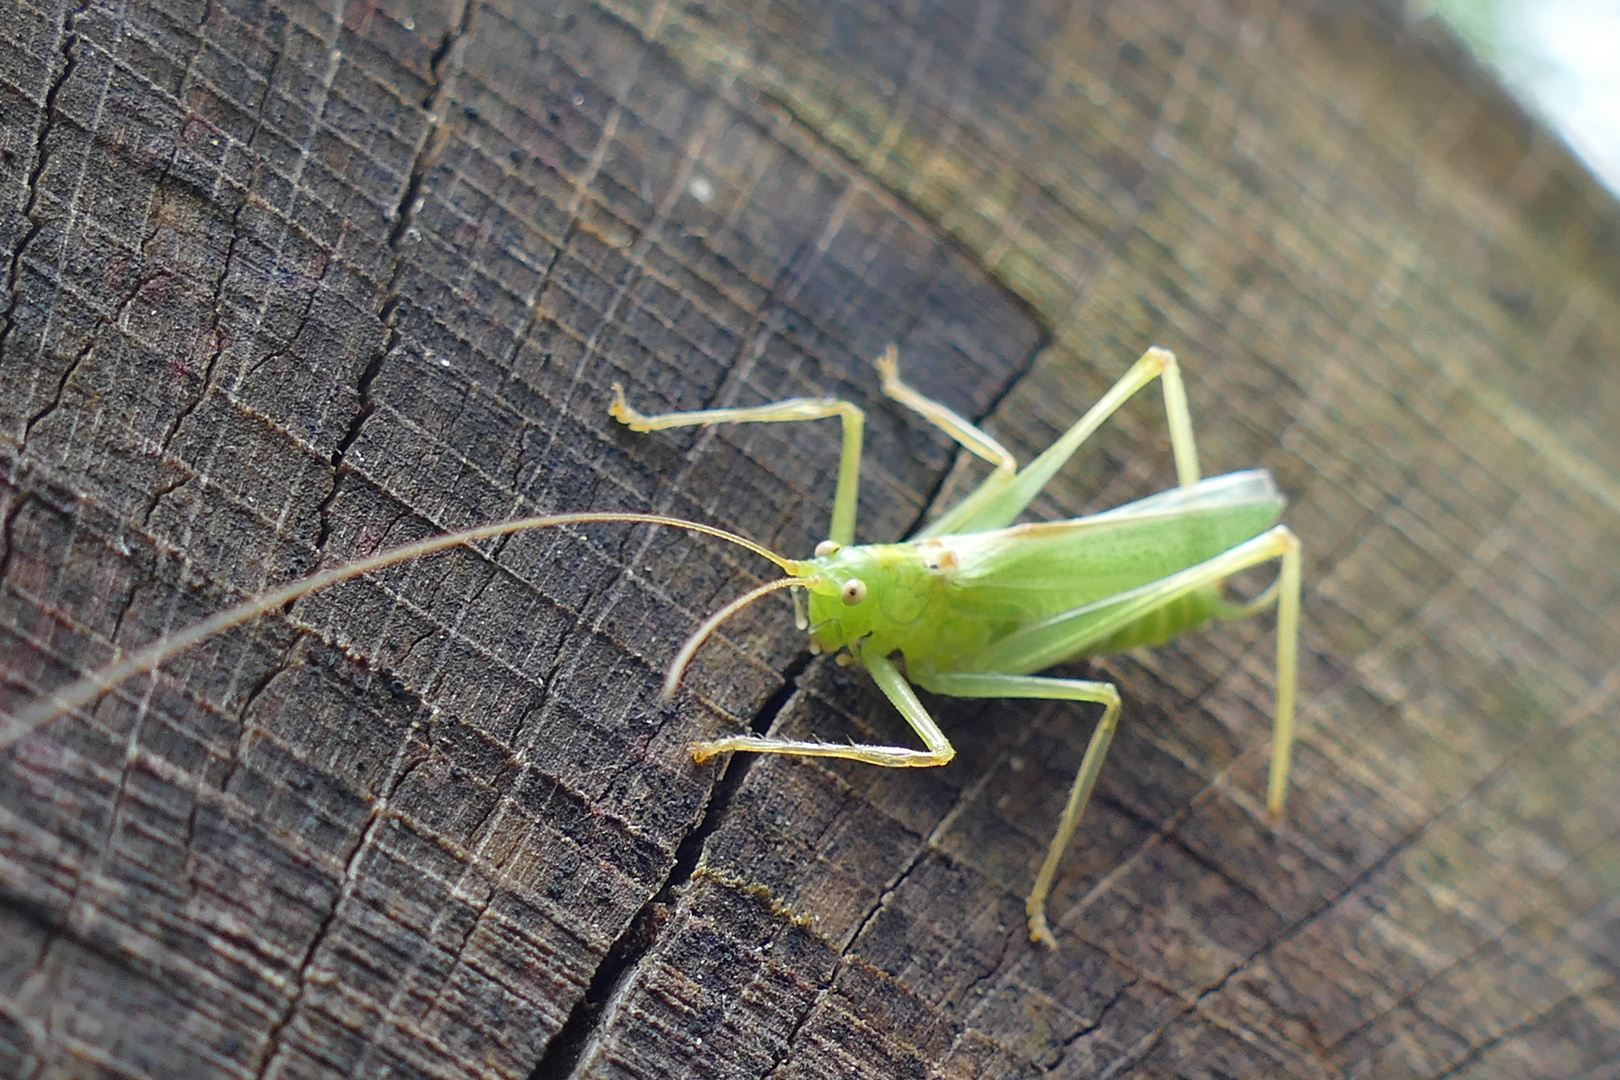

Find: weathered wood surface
3;0;1618;1076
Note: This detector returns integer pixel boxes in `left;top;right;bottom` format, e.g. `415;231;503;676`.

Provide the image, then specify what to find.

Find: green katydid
1;345;1299;948
612;345;1301;946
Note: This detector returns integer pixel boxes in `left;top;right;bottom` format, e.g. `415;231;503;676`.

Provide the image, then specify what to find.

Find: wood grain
2;1;1617;1077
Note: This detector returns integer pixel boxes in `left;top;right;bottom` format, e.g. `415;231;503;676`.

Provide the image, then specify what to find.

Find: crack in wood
525;649;815;1080
0;4;85;387
311;1;477;563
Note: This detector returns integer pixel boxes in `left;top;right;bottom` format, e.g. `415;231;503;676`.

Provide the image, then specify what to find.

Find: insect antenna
660;576;810;702
1;511;807;751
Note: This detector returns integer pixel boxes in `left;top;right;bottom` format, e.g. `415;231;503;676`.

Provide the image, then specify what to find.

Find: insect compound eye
840;578;867;605
814;539;841;557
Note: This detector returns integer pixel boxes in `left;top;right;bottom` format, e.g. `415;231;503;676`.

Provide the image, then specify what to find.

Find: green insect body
4;345;1301;950
620;345;1301;947
801;483;1283;670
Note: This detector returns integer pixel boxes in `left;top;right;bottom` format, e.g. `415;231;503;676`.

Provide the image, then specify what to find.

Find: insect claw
873;343;900;381
608;383;652;431
1028;912;1059;950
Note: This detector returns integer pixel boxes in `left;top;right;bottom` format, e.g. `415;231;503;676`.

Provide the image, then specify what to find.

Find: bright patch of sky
1422;0;1620;195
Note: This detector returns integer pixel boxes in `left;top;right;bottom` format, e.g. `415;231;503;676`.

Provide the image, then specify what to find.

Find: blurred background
1424;0;1620;194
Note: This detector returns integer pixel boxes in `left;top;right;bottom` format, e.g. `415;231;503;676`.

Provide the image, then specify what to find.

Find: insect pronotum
4;345;1300;947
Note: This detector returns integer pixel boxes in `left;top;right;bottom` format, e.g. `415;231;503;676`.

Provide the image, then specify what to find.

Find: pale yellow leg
1266;529;1303;817
610;385;866;546
875;345;1020;475
919;346;1204;539
691;650;954;767
915;666;1121;948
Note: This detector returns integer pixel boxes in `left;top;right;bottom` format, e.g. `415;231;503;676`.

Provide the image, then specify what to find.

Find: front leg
611;385;866;547
691;651;954;768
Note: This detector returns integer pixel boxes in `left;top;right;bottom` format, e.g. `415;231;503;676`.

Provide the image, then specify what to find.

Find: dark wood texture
3;1;1618;1077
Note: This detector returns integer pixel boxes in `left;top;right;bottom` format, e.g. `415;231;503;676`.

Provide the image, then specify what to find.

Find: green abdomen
1080;584;1222;655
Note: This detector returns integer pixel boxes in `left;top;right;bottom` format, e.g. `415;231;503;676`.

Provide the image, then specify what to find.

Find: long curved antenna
661;576;808;702
2;511;806;751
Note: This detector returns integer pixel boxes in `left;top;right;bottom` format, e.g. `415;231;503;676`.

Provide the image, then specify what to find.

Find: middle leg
913;665;1122;948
